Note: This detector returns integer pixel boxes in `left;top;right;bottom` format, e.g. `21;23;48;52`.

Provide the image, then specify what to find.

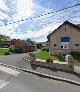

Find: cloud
12;0;34;21
9;22;60;42
0;0;80;42
0;0;9;11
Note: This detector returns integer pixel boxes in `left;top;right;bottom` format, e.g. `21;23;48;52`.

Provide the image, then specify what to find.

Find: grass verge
0;48;9;55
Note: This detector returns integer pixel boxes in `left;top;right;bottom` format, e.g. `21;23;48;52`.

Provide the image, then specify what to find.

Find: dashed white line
0;80;9;89
0;66;20;76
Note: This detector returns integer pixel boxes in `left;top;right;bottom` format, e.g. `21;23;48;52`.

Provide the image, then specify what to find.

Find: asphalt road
0;50;39;66
0;66;80;92
0;53;29;66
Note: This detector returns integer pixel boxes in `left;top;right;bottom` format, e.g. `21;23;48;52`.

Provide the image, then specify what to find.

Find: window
61;37;70;42
61;46;63;48
75;44;79;46
54;44;56;46
65;28;66;32
64;46;66;48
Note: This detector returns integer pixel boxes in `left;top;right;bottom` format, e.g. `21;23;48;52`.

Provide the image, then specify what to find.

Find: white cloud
0;11;10;20
9;22;60;42
0;1;80;42
0;0;9;11
12;0;34;21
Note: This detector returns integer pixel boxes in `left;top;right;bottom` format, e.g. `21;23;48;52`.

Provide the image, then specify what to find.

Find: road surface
0;65;80;92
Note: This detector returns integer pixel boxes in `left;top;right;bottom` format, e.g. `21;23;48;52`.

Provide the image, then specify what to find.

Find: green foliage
35;51;65;62
42;48;45;51
42;48;49;52
14;47;23;53
26;39;34;45
70;51;80;61
0;35;10;46
9;46;14;52
54;55;65;62
5;52;9;55
36;51;52;60
0;48;9;55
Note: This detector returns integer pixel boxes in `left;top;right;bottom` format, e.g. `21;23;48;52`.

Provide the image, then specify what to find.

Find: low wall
29;53;80;74
31;61;73;72
50;49;80;55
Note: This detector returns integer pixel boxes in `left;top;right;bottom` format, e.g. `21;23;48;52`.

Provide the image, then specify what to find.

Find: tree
0;34;10;46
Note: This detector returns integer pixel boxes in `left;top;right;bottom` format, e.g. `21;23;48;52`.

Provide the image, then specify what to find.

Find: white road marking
0;80;9;89
0;66;20;76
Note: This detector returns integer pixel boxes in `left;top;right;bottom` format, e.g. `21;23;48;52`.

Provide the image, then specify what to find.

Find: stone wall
31;61;73;72
30;53;80;74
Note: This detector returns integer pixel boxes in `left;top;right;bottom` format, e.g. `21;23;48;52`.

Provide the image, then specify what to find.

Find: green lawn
0;48;9;55
35;51;65;62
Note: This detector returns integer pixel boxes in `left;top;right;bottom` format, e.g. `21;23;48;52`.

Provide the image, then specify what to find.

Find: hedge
42;48;49;52
14;47;23;53
70;51;80;61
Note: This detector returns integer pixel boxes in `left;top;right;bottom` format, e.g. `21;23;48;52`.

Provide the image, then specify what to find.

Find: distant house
31;41;37;51
14;39;35;52
36;43;42;49
36;42;48;49
47;20;80;55
5;39;17;47
5;39;12;47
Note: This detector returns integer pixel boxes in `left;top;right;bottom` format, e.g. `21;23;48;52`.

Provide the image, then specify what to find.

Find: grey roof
21;40;27;46
25;40;34;46
20;40;32;46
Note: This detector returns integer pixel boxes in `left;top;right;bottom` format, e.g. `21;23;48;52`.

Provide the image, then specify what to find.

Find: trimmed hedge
70;51;80;61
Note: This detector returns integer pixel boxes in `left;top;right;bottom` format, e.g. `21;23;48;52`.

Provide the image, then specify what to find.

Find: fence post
29;53;36;64
65;55;74;72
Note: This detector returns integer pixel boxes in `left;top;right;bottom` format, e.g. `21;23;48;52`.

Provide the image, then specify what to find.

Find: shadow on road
31;64;37;70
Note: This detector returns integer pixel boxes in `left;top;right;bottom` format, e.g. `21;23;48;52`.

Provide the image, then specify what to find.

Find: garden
35;51;65;62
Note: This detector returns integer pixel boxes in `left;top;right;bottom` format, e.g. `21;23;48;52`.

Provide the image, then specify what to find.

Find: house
36;43;42;49
31;41;37;51
14;39;35;52
5;39;17;47
36;42;48;49
47;20;80;55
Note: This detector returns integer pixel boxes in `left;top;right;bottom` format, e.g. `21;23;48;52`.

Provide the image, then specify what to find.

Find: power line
0;3;80;26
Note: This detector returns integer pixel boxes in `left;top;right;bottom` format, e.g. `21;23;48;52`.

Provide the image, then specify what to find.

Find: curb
0;63;80;86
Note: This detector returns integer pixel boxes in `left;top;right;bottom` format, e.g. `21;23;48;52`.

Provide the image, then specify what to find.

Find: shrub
9;46;14;52
54;55;65;62
14;47;23;53
42;48;45;51
45;48;49;52
46;58;50;63
70;51;80;61
5;52;9;55
42;48;49;52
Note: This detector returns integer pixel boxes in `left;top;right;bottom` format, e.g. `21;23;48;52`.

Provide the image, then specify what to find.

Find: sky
0;0;80;42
